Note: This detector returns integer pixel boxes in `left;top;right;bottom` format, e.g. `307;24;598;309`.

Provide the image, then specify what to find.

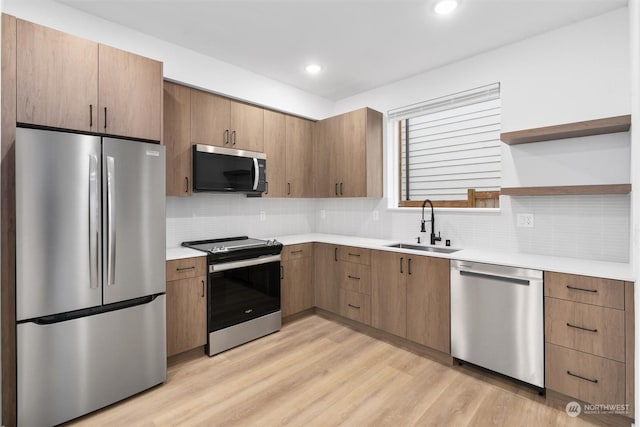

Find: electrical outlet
259;211;266;222
372;210;379;221
320;209;326;219
516;213;534;228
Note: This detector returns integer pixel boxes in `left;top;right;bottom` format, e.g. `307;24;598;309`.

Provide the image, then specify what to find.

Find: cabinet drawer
545;272;624;309
166;257;207;282
282;243;313;261
339;262;371;294
546;343;625;406
545;298;624;362
339;289;371;325
338;246;370;265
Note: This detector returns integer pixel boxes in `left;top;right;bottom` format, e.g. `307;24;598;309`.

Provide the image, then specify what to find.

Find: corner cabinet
314;107;383;198
166;257;208;357
17;19;162;141
281;244;314;318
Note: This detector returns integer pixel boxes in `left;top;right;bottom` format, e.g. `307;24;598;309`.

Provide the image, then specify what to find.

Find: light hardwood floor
66;315;602;427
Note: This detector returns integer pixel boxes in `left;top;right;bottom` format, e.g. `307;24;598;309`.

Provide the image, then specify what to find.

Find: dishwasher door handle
459;270;530;286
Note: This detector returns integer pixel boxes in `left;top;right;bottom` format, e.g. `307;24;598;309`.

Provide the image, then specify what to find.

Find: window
390;83;501;208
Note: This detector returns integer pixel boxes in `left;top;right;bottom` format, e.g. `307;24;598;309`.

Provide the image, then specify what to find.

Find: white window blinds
393;83;501;203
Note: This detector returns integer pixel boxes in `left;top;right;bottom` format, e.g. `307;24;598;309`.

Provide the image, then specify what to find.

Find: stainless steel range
182;236;283;356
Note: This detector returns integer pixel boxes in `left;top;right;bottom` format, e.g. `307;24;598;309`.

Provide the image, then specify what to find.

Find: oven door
208;255;281;333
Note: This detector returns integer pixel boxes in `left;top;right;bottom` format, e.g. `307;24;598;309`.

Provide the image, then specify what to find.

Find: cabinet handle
347;303;361;309
104;107;108;130
347;275;361;280
265;181;269;195
400;257;404;274
290;250;304;254
185;177;189;193
288;183;291;195
348;253;360;257
201;280;205;297
334;248;338;262
566;285;598;293
566;322;598;333
232;130;237;145
280;265;284;280
224;129;230;145
335;183;338;196
408;258;412;275
89;104;93;127
176;266;195;272
340;182;343;195
566;370;598;384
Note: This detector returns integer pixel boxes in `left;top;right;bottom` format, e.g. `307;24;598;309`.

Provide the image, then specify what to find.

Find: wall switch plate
516;213;534;228
372;210;379;221
320;209;326;219
259;211;266;222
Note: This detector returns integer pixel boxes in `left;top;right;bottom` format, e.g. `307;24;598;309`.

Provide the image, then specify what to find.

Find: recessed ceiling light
305;64;322;74
433;0;459;15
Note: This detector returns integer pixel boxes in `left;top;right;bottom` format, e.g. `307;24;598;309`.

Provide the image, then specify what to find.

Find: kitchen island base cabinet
166;257;207;357
281;244;314;318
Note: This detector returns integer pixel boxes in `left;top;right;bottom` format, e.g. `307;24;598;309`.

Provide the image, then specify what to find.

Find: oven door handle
210;254;281;273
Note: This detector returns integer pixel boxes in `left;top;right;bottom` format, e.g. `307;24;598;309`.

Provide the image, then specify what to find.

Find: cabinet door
230;101;264;152
98;44;162;141
314;244;340;313
281;256;313;317
314;115;343;197
341;109;367;197
164;82;192;196
263;110;287;197
371;250;407;337
190;89;230;147
406;256;450;353
166;276;207;357
17;19;98;132
285;116;313;197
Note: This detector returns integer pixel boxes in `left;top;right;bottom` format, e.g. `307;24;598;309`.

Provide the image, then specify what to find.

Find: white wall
315;7;632;263
1;0;334;120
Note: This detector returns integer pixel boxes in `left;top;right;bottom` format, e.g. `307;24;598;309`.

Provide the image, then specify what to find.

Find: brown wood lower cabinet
166;257;207;357
313;243;340;313
371;250;407;337
281;244;314;318
339;288;371;325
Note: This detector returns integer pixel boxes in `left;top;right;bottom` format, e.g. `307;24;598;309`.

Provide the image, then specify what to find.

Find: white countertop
167;233;634;281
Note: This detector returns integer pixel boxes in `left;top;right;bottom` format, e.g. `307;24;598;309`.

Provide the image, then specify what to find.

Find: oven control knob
267;239;280;246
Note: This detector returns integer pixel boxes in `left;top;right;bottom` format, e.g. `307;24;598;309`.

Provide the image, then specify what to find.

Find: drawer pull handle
334;248;338;262
566;285;598;293
176;266;196;272
347;303;361;309
348;275;361;280
566;322;597;333
290;250;304;254
348;253;361;257
566;370;598;384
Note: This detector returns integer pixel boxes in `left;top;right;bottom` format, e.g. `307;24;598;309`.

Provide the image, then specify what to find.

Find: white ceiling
57;0;627;101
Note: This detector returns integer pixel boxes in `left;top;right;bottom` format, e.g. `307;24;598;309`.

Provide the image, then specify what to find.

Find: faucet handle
434;231;442;242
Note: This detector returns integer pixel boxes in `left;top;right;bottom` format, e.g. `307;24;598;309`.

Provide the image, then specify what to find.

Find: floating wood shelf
500;115;631;145
501;184;632;196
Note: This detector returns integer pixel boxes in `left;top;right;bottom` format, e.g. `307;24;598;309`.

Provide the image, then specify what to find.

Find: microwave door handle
107;156;116;286
252;157;259;191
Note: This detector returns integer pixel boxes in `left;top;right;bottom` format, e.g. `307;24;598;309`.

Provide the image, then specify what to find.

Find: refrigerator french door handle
252;157;259;191
89;155;99;289
107;156;117;286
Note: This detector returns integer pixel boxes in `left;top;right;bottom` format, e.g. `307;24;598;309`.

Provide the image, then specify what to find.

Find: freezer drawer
17;296;166;427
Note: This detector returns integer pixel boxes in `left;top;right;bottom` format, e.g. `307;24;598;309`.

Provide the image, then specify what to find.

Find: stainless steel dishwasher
450;260;544;388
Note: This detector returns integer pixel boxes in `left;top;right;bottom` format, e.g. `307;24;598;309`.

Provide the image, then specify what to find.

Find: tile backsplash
167;194;630;263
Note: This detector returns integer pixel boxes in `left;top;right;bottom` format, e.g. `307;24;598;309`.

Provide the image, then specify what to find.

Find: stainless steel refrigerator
15;127;167;427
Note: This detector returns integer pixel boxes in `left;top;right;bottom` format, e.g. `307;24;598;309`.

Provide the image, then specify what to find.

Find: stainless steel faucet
421;199;442;245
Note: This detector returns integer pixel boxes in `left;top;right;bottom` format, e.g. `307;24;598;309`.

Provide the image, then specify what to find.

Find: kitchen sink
386;243;459;254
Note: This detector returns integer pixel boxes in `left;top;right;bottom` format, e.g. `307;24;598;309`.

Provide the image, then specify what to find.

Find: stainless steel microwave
192;144;266;194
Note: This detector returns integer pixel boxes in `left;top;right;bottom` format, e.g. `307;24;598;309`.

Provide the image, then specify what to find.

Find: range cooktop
181;236;283;262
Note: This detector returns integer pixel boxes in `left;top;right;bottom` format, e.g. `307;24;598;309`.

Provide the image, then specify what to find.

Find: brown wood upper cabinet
314;108;383;198
17;19;162;141
164;81;192;196
190;88;264;152
371;250;450;353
